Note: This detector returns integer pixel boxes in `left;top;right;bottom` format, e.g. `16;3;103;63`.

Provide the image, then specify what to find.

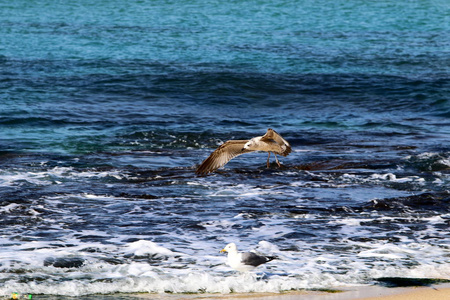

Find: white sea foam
124;240;176;257
1;175;449;297
404;152;450;170
1;229;449;297
0;203;22;213
0;167;127;187
340;172;427;185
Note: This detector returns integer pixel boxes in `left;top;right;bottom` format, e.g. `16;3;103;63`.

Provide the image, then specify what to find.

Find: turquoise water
0;0;449;296
3;1;449;72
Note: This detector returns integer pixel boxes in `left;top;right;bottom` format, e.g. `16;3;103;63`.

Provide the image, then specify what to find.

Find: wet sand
360;285;450;300
128;283;450;300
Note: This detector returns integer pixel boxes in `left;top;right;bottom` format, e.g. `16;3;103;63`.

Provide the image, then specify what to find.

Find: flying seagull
220;243;276;272
196;128;291;175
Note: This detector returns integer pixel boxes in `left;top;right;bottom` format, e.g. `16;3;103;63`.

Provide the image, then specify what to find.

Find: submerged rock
365;192;450;212
44;257;85;268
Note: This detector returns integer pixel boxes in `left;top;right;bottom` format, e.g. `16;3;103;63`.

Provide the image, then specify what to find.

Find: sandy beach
360;285;450;300
127;283;450;300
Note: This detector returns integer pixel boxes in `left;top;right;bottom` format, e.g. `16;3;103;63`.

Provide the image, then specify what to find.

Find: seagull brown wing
196;140;251;175
262;128;292;156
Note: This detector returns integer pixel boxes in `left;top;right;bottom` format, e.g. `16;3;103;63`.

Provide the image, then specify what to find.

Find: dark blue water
1;0;449;296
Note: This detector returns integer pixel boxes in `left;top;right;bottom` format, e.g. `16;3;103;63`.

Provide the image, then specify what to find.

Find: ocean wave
1;177;449;296
1;236;449;296
0;166;127;187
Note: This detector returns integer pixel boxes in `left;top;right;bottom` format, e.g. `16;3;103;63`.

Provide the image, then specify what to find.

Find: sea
1;0;449;297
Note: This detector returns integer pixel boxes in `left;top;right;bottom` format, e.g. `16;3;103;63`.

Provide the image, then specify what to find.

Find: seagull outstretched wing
196;140;251;175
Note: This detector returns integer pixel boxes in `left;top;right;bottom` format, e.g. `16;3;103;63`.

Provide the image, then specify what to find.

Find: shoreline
126;283;450;300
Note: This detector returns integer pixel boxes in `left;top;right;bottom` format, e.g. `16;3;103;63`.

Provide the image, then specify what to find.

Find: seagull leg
266;152;271;168
274;153;281;167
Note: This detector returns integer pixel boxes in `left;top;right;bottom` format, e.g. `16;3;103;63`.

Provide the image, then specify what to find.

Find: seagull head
242;137;260;151
220;243;237;254
241;140;253;151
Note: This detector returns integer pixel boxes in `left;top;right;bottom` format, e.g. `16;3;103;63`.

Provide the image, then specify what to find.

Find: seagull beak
220;249;227;253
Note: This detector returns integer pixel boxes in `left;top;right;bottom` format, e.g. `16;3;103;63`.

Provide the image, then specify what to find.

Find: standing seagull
196;128;291;175
220;243;276;272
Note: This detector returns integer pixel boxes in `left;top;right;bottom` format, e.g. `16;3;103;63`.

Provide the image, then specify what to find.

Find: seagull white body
196;128;291;175
220;243;275;272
